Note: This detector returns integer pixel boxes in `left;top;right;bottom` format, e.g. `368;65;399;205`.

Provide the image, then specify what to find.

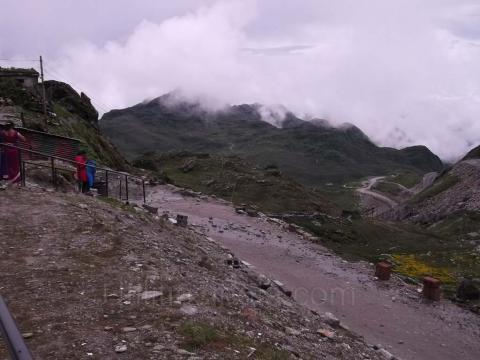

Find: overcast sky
1;0;480;159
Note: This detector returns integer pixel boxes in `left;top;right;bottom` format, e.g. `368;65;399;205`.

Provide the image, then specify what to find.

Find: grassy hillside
101;95;444;186
0;79;127;170
136;152;336;214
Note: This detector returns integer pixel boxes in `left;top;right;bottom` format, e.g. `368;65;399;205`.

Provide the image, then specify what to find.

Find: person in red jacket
1;121;26;185
74;150;89;193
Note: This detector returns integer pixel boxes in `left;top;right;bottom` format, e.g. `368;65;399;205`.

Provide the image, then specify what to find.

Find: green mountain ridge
101;94;444;186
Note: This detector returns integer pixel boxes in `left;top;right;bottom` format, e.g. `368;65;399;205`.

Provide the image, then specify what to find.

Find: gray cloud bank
1;0;480;160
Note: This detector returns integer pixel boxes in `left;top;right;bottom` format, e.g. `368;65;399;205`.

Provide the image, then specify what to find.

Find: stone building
0;67;39;88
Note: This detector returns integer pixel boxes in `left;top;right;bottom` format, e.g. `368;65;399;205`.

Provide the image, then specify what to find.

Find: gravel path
149;185;480;360
356;177;398;208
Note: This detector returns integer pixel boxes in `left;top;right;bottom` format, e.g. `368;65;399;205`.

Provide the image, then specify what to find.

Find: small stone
140;291;163;300
176;293;193;302
256;275;271;290
104;326;113;331
153;345;165;352
317;328;335;339
379;348;394;359
323;312;340;327
22;332;34;339
246;291;259;301
177;349;195;355
285;327;301;336
114;344;127;353
122;327;137;333
180;305;198;316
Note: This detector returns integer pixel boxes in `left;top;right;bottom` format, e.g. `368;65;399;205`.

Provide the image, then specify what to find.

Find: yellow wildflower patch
392;254;455;284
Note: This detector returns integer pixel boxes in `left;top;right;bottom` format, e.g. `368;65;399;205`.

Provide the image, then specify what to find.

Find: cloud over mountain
2;0;480;159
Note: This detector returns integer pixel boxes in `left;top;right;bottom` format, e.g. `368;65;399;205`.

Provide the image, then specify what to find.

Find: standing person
1;121;26;184
74;150;89;193
86;159;96;189
0;123;5;188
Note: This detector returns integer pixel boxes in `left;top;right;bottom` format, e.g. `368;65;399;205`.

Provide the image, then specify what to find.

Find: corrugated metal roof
16;127;81;162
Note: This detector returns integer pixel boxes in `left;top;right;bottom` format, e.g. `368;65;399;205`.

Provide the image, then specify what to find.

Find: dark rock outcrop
45;80;98;125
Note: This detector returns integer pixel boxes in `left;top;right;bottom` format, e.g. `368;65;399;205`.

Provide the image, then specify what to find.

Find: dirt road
149;185;480;360
356;177;398;209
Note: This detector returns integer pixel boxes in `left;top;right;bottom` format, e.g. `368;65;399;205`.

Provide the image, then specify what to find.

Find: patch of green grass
409;174;459;204
291;215;480;293
373;181;403;196
390;171;422;188
48;104;128;170
141;152;336;214
179;322;219;350
317;185;359;211
178;322;290;359
430;212;480;238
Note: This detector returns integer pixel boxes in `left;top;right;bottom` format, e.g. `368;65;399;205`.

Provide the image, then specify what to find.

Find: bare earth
149;184;480;360
0;186;386;360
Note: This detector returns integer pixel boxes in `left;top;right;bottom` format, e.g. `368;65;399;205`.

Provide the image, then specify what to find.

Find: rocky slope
0;186;383;360
403;160;480;224
100;94;443;186
0;78;127;170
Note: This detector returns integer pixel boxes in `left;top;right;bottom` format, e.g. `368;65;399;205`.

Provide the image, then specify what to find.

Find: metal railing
0;143;146;203
0;296;33;360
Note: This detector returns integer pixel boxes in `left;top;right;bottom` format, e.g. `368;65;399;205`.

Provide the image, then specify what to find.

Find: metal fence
0;143;146;204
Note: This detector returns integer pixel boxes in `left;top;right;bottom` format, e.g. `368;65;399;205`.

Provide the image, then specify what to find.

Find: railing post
21;162;26;187
105;170;109;197
125;174;129;204
0;295;33;360
51;157;56;188
17;148;24;186
142;179;146;204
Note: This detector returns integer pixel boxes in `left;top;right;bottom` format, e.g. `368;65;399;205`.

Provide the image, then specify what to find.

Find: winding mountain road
356;177;398;208
148;185;480;360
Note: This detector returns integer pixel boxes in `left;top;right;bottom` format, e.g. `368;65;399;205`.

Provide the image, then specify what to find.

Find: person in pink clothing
1;121;26;184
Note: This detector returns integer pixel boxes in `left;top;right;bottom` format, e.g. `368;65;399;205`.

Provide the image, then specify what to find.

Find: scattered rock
140;291;163;300
317;328;335;339
142;204;158;215
246;290;259;301
22;332;34;339
256;274;271;290
273;280;293;297
285;327;301;336
114;344;127;353
323;312;340;328
122;327;137;333
177;348;195;355
378;348;395;359
180;305;199;316
176;293;193;302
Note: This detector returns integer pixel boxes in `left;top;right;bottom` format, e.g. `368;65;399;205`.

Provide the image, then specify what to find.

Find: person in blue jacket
86;159;96;189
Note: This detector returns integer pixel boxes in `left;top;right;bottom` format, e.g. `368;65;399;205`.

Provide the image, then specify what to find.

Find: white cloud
40;0;480;160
